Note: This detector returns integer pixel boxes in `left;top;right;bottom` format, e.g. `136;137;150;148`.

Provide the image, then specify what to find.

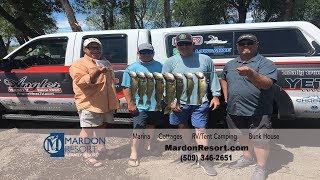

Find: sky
53;12;88;33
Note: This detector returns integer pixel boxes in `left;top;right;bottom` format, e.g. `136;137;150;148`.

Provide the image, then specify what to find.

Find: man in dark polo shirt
220;34;277;180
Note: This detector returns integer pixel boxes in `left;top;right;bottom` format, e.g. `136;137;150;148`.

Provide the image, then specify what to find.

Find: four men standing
70;34;276;179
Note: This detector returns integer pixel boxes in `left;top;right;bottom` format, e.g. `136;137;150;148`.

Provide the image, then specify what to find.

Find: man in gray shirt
220;34;277;180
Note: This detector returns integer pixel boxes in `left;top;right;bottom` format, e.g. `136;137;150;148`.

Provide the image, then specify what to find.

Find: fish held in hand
144;72;155;106
195;72;207;105
163;72;176;114
153;72;165;111
137;72;147;105
173;73;184;108
128;71;139;105
184;73;194;105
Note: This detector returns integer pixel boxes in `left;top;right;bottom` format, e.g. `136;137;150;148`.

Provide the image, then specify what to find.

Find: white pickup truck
1;21;319;124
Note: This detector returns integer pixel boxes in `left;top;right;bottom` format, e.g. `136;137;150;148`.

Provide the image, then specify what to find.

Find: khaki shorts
79;109;114;127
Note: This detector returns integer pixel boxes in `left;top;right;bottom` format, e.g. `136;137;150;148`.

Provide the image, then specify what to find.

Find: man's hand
127;102;138;114
89;66;107;83
237;66;254;76
209;97;220;111
171;101;182;112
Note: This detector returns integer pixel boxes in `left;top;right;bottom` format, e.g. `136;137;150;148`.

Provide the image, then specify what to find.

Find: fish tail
176;101;181;108
146;99;151;106
164;105;171;115
138;98;143;105
131;98;136;105
186;97;190;104
155;104;161;112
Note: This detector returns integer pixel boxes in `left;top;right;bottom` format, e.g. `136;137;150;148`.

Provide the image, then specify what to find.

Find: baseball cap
138;43;154;51
175;33;193;43
237;34;258;43
83;38;102;47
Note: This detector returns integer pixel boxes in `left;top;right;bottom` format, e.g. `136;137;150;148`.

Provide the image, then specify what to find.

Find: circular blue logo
43;135;63;154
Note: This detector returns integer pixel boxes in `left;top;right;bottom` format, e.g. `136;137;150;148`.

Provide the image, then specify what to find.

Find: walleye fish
136;72;147;105
173;73;184;108
128;71;139;105
144;72;155;106
195;72;207;105
153;72;164;111
184;73;194;104
163;72;176;114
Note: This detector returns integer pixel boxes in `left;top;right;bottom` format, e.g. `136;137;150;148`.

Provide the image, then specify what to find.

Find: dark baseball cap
138;43;154;51
176;33;193;43
237;34;258;43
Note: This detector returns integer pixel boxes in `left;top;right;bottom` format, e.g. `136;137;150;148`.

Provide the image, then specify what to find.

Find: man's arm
70;64;106;87
89;66;107;83
122;87;137;114
208;60;221;110
220;79;228;102
237;66;274;89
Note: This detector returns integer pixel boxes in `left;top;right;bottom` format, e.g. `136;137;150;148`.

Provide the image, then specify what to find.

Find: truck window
165;28;312;58
82;35;127;64
235;29;312;56
10;37;68;68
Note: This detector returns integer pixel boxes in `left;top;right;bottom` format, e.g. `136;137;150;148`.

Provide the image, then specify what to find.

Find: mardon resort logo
43;132;106;158
43;133;65;157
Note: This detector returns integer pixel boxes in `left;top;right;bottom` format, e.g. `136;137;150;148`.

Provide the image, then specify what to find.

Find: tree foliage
0;0;60;57
1;0;320;57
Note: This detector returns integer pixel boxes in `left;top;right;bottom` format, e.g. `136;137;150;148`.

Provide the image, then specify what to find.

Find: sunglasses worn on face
177;42;193;46
86;46;101;51
238;41;255;46
139;50;154;55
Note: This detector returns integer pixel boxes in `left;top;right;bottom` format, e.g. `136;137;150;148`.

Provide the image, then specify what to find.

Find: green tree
74;0;118;30
172;0;229;26
0;0;59;57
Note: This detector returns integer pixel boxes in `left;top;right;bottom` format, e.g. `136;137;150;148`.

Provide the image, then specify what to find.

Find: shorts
169;102;209;128
79;109;114;127
226;114;272;145
132;111;166;129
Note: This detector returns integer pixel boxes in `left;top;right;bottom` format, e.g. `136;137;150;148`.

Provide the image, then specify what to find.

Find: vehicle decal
204;35;228;45
195;48;232;54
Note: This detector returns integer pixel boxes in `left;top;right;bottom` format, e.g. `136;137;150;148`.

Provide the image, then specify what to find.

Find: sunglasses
238;41;255;46
139;50;154;55
177;42;193;46
86;46;101;51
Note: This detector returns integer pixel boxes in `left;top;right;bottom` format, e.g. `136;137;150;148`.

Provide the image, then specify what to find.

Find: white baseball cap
83;38;102;47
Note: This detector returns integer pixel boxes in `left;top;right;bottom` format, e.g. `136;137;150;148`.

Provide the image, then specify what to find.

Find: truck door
0;37;76;112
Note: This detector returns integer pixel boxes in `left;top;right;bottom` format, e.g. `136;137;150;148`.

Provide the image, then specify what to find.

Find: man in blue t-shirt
162;33;221;176
121;43;164;167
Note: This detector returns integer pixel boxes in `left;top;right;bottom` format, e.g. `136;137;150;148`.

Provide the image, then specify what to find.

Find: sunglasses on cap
237;41;255;46
177;41;193;46
139;50;154;55
86;46;102;51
